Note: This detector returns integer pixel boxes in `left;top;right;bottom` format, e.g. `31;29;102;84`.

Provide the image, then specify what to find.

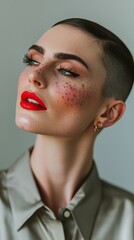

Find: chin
15;114;45;135
16;118;31;132
15;104;37;132
15;112;34;131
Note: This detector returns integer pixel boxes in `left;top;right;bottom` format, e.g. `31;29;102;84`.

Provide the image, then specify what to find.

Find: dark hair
53;18;134;101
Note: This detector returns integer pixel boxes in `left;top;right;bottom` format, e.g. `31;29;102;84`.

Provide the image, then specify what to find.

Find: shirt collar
67;162;102;240
7;149;102;239
7;149;44;231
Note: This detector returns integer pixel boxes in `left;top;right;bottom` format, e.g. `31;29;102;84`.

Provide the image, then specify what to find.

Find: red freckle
56;80;96;107
36;64;48;74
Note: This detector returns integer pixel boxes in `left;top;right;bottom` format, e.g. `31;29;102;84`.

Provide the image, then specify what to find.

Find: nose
28;66;47;88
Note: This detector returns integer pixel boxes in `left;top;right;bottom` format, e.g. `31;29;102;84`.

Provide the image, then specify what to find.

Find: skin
15;24;125;218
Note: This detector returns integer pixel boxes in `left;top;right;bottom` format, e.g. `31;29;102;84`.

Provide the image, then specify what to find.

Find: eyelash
57;67;80;78
23;54;80;78
23;54;39;66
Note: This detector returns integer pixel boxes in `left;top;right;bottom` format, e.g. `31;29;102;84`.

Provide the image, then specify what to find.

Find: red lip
20;91;47;111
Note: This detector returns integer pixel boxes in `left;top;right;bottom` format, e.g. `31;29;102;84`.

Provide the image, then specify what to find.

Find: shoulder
0;169;11;222
92;180;134;239
101;179;134;205
0;169;17;239
0;169;10;210
100;180;134;218
0;169;8;198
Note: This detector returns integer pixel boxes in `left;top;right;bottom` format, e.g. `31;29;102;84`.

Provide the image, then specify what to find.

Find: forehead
36;24;102;65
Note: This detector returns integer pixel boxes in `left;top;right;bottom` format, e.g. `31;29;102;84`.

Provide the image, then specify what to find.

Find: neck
30;133;95;217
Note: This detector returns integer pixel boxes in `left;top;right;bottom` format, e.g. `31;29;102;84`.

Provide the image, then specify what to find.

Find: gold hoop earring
94;122;103;133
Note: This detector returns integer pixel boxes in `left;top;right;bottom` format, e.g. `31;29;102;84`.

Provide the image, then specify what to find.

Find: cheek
55;81;96;106
18;71;28;90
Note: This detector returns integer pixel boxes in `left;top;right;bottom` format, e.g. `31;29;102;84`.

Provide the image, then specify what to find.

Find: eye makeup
23;54;40;66
23;53;81;78
57;65;80;78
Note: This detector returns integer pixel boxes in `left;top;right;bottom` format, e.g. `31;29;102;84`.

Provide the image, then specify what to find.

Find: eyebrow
29;45;44;54
28;44;89;69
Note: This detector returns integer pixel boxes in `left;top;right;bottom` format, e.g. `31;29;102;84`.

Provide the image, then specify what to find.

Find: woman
0;18;134;240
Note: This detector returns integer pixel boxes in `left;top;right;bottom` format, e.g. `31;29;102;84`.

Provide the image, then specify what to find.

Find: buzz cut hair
53;18;134;101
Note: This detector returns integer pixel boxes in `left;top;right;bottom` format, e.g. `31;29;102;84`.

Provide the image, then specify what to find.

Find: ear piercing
94;122;103;133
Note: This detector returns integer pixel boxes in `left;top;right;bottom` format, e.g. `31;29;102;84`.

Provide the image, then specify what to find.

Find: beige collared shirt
0;149;134;240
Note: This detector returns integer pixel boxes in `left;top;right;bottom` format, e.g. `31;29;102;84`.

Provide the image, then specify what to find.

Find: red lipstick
20;91;47;111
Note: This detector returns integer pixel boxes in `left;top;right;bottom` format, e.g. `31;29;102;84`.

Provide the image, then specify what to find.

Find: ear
94;100;126;128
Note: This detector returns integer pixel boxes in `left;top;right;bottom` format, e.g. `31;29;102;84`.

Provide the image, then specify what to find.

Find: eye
57;67;80;78
23;54;40;66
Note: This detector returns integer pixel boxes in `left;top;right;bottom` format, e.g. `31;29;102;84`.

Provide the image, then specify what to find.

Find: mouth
20;91;47;111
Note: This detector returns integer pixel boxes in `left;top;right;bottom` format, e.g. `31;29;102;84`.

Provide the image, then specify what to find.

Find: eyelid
57;64;80;77
57;62;90;79
23;54;40;66
28;48;44;58
57;62;79;72
27;51;43;63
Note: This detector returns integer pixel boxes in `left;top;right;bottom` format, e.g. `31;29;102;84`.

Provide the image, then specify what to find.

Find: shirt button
63;209;71;219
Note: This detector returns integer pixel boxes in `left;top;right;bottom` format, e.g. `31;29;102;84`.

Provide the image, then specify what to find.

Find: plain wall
0;0;133;192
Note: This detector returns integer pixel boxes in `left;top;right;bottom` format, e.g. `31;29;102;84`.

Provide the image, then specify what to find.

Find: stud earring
94;122;103;133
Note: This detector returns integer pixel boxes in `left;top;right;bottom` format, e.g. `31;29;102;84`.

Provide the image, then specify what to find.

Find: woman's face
16;24;106;138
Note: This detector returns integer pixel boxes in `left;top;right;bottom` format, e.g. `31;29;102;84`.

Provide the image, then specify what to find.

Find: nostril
35;80;41;86
28;73;46;88
34;80;41;86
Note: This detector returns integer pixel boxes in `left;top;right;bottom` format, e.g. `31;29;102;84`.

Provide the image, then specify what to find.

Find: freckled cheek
55;81;97;106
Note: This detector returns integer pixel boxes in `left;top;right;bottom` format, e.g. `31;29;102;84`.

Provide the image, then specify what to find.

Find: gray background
0;0;133;192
